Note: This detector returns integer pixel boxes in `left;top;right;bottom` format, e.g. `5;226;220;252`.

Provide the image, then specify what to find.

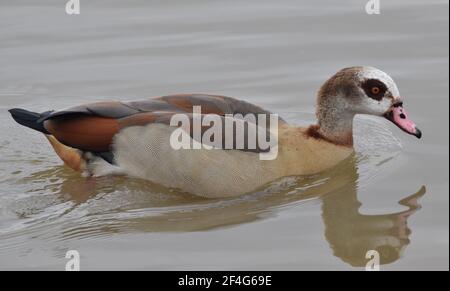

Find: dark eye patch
362;79;388;101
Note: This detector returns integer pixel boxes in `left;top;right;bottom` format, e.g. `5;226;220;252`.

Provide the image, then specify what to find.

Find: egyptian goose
9;67;421;197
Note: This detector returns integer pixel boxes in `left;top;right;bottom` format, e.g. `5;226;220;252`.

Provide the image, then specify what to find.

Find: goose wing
42;94;283;154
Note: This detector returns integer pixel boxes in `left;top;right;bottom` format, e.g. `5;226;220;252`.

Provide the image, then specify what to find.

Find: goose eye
371;87;380;95
362;79;387;101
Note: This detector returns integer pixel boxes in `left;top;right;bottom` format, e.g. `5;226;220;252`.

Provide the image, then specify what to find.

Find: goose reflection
16;154;425;268
321;176;425;267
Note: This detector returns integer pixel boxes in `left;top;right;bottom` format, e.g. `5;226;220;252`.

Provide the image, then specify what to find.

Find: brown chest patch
305;125;353;147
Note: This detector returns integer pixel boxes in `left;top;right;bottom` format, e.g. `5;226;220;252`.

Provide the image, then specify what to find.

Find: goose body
110;122;353;197
9;67;421;197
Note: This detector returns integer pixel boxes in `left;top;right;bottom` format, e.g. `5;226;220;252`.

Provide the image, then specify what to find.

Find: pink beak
384;102;422;139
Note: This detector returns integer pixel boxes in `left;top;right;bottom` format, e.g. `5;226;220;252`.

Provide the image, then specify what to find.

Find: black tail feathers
8;108;52;134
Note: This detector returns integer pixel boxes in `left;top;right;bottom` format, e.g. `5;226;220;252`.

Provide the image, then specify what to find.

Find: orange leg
45;135;85;171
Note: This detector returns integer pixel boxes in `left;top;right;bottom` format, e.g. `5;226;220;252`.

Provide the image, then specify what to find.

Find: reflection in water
321;164;426;267
1;153;426;268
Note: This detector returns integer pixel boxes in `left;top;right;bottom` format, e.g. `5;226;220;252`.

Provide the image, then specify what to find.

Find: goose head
315;66;422;145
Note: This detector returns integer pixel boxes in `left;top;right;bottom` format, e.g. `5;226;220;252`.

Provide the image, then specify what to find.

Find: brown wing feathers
42;95;282;154
43;101;145;152
44;116;120;152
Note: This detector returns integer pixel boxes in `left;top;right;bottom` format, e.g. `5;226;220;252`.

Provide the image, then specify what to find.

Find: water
0;0;448;270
